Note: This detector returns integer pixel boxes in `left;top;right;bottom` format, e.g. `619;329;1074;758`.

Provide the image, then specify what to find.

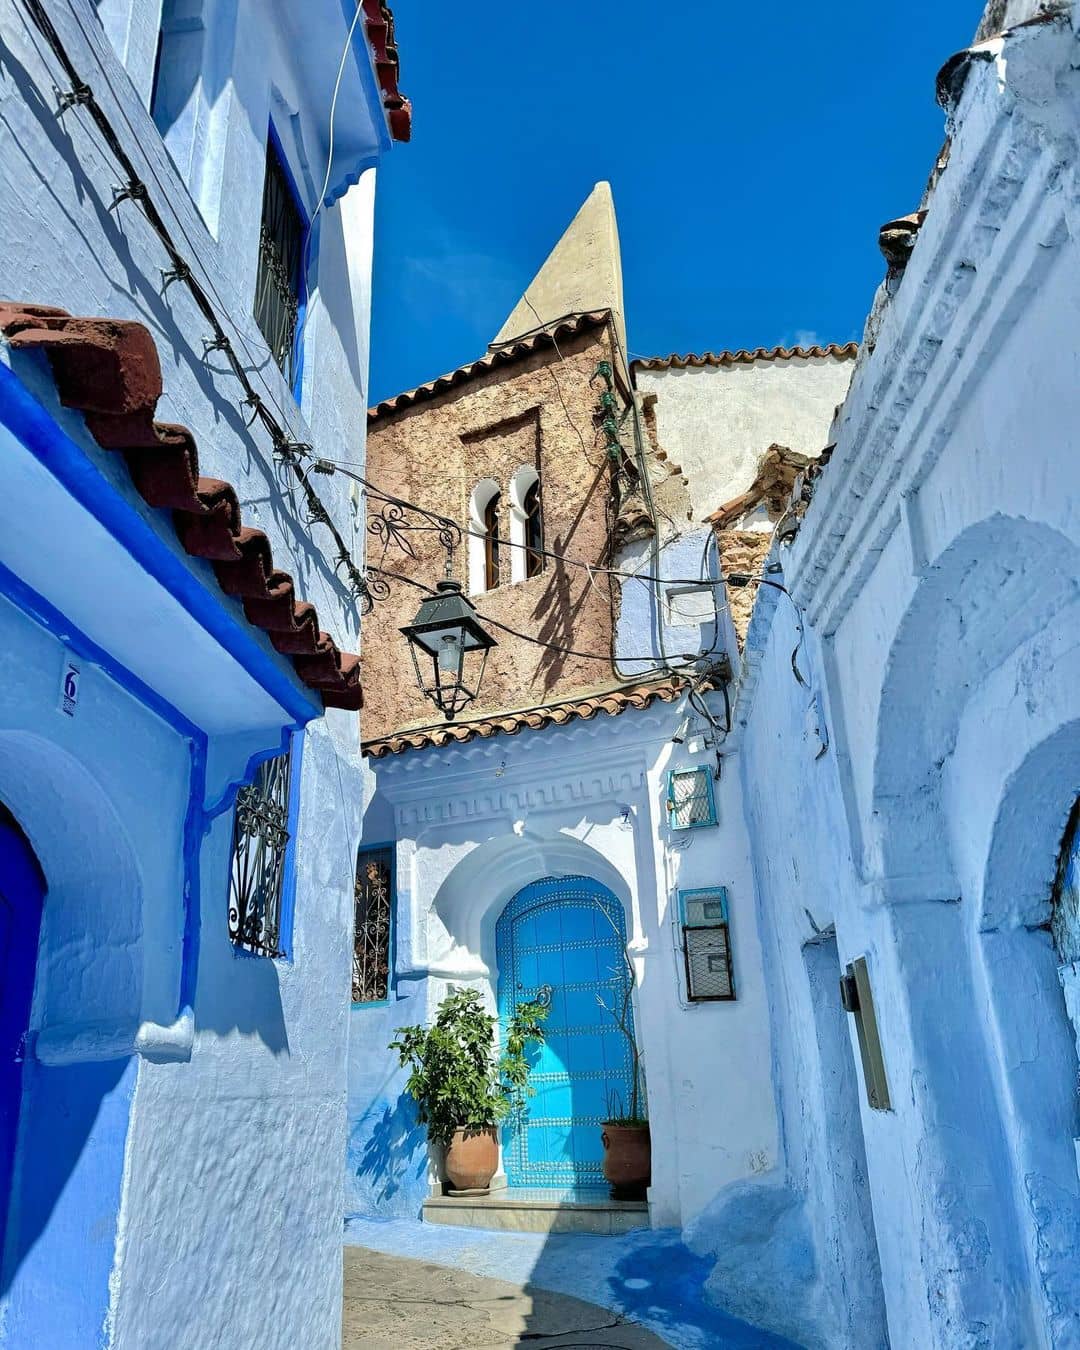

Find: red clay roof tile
0;302;362;712
631;342;858;373
364;675;696;757
368;311;612;420
363;1;411;143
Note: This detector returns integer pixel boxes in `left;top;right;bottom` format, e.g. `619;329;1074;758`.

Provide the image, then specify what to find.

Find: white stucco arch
869;515;1080;894
468;477;501;595
0;730;143;1036
427;829;633;983
0;734;143;1036
508;465;540;584
863;514;1080;1340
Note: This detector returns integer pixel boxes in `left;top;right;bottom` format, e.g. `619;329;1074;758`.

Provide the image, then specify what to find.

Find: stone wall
363;324;626;741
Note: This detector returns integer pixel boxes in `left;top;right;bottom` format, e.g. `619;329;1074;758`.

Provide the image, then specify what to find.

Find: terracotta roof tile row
364;676;695;757
362;1;411;142
369;312;612;420
0;302;362;711
631;342;858;372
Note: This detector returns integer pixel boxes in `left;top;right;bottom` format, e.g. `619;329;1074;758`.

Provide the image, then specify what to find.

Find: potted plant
390;986;547;1194
596;910;651;1200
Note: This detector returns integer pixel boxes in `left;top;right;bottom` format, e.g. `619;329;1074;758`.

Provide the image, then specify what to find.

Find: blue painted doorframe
0;806;45;1237
496;876;636;1189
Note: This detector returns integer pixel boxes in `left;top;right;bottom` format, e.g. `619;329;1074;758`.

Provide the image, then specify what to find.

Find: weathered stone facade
363;321;628;742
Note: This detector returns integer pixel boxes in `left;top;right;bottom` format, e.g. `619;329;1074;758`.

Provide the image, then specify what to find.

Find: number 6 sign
58;656;81;717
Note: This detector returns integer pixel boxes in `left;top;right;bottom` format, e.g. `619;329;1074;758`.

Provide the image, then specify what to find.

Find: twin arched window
469;469;544;593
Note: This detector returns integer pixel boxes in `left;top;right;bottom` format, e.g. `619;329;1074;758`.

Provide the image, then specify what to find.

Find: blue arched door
496;876;636;1189
0;806;45;1237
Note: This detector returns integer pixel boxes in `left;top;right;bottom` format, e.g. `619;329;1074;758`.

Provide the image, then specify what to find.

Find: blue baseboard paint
0;1057;137;1348
343;1217;801;1350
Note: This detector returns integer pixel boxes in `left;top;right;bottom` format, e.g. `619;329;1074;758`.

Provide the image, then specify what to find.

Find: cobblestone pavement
342;1245;673;1349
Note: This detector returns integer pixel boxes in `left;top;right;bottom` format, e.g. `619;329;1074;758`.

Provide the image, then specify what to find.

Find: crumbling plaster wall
363;327;625;741
633;355;854;522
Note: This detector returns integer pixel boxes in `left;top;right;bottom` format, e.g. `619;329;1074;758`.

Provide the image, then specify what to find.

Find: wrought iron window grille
229;751;292;958
253;139;304;387
353;847;393;1003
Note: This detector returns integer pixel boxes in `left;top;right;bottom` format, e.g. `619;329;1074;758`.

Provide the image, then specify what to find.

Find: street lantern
400;580;496;720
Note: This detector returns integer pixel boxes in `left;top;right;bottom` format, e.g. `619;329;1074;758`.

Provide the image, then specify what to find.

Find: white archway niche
508;465;540;584
468;478;501;595
421;828;635;985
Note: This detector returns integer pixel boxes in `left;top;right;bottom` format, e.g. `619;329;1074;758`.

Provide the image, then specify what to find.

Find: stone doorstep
422;1190;649;1235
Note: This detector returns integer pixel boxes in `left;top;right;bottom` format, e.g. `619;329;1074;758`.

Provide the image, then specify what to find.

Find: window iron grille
667;767;717;830
253;138;304;386
679;887;735;1001
353;846;393;1003
229;750;292;957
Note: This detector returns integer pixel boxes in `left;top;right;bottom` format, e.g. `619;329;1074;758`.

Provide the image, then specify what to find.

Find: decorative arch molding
468;477;501;595
426;830;633;981
869;515;1080;895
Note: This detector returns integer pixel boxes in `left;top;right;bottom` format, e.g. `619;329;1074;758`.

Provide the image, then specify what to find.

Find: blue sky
369;2;986;405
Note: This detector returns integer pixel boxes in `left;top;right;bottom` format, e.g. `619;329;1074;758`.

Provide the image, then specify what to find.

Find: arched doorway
496;875;637;1190
0;804;45;1236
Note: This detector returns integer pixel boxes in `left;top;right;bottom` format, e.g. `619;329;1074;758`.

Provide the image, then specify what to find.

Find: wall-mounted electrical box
679;886;735;1001
840;956;891;1110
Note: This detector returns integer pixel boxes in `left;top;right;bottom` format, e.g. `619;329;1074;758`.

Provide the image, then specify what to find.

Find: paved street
343;1245;672;1349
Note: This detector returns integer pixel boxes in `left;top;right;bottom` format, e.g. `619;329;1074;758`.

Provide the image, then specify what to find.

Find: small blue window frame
351;841;395;1008
667;766;718;830
678;886;730;927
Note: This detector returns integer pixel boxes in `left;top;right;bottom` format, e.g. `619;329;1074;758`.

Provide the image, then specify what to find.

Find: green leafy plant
389;987;548;1147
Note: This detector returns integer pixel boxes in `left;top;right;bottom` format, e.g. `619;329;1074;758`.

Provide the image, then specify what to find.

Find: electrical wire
367;565;697;668
331;459;731;589
14;4;798;695
18;0;367;606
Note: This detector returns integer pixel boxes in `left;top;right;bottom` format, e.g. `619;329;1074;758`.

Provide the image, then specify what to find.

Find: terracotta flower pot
444;1125;498;1193
601;1122;651;1200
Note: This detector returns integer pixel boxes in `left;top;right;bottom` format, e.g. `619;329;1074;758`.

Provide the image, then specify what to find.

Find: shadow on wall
347;1091;429;1218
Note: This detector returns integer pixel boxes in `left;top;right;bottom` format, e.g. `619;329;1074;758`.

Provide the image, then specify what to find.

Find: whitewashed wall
737;10;1080;1347
347;704;778;1234
635;353;855;520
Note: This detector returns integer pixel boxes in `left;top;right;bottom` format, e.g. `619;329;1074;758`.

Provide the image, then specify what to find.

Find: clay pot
601;1122;651;1200
444;1125;498;1193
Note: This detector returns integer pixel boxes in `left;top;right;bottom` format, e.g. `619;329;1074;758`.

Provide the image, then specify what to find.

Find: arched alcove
0;731;143;1034
871;515;1080;890
468;478;501;595
428;830;633;982
509;465;542;583
867;514;1080;1341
